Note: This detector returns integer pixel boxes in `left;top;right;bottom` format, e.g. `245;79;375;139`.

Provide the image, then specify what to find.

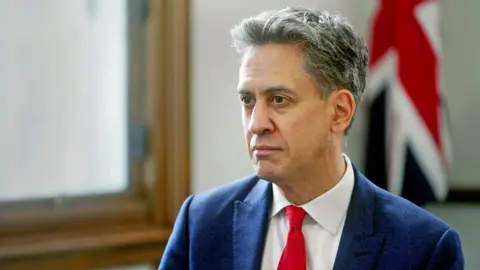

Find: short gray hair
230;7;368;133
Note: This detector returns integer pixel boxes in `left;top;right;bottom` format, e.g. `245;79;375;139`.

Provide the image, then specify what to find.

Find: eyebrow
237;85;296;96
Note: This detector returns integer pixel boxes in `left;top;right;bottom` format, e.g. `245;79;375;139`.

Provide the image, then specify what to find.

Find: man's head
230;7;368;183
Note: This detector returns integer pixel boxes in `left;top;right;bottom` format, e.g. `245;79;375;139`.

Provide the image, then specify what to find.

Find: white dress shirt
260;154;355;270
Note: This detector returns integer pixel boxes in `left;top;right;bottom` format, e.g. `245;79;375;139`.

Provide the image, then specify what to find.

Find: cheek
242;110;250;130
282;109;329;151
243;123;252;147
244;130;252;143
242;116;250;134
245;132;253;158
276;117;306;150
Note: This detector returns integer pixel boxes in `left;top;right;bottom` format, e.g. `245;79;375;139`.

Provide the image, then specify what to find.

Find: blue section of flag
364;84;437;206
364;84;388;191
401;144;436;206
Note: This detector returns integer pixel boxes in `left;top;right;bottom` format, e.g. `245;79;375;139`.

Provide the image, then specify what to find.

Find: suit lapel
333;167;385;270
233;179;272;270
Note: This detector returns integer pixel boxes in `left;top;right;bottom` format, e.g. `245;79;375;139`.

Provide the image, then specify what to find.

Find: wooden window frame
0;0;190;269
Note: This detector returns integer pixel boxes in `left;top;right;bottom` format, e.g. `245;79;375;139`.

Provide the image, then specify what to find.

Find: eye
240;95;254;105
271;95;287;104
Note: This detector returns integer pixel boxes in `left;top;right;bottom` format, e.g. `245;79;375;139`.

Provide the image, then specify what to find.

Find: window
0;0;129;202
0;0;190;269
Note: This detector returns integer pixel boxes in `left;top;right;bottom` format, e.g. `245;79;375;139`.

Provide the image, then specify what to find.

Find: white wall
439;0;480;189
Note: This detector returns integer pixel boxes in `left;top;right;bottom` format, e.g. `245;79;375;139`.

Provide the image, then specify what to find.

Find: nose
247;103;274;135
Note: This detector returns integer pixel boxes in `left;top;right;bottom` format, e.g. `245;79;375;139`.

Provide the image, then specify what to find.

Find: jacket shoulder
188;174;260;215
370;183;464;267
373;184;451;237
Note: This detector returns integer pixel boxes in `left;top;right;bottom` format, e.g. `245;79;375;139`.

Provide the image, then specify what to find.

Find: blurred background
0;0;478;269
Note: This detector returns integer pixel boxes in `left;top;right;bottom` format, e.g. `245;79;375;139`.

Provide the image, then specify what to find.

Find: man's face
237;44;346;182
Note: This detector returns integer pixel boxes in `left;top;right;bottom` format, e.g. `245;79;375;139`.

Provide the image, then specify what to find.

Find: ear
329;89;356;134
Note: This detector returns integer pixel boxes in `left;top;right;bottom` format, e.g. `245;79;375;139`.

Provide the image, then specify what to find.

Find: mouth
251;145;281;156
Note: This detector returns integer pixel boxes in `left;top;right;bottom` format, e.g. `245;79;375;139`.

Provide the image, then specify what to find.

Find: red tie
277;205;307;270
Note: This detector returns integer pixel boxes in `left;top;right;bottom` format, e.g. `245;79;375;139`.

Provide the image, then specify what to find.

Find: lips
251;145;281;156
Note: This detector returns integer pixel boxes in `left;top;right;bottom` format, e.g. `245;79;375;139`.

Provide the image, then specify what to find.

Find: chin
253;158;287;181
254;165;280;182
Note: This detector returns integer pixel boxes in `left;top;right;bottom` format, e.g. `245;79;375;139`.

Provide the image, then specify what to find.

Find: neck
278;150;347;205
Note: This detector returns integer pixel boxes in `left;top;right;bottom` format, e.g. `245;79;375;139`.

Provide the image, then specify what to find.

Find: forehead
237;44;308;91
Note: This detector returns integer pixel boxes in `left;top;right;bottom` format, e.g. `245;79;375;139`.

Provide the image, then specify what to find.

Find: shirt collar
270;154;355;235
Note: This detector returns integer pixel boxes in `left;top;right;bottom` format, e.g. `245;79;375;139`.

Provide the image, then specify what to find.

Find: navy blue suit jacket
159;168;464;270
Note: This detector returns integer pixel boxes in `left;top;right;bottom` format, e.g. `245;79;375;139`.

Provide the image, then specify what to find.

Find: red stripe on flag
369;0;442;151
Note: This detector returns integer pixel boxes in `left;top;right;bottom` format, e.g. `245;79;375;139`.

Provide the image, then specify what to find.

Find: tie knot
284;205;306;229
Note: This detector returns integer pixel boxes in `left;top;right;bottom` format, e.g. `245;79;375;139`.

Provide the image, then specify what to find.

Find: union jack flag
364;0;451;206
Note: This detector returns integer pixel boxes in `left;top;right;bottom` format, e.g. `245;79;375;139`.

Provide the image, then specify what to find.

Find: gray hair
230;7;368;133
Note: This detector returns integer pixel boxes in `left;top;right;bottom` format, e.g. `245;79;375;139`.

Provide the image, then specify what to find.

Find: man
159;7;464;270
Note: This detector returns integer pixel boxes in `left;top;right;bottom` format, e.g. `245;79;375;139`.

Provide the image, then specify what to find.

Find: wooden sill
0;225;171;270
0;193;148;237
